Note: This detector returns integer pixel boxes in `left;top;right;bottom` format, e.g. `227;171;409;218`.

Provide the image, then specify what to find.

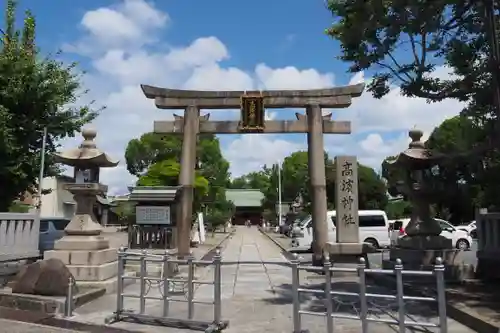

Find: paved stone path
69;227;477;332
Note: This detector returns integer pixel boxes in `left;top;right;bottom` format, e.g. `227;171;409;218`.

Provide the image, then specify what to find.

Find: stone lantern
382;128;459;270
44;128;123;292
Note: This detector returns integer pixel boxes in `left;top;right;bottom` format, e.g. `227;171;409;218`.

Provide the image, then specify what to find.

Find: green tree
125;133;232;219
281;151;311;203
126;133;230;198
381;116;488;223
0;0;98;210
326;162;388;210
233;152;388;214
326;0;490;103
426;116;498;221
229;171;269;190
137;159;209;214
386;200;412;220
112;201;136;224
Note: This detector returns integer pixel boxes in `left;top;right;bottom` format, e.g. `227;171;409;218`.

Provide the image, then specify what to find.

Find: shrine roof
225;189;264;208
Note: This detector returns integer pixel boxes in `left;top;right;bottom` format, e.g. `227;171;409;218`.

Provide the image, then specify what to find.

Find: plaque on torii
141;83;365;259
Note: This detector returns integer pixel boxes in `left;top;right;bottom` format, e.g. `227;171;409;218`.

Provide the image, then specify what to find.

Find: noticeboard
136;206;171;225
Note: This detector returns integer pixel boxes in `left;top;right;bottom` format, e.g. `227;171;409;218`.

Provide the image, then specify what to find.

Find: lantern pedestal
44;184;127;293
397;234;452;249
384;233;471;282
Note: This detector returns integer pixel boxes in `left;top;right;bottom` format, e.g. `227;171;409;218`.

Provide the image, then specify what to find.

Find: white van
290;210;390;251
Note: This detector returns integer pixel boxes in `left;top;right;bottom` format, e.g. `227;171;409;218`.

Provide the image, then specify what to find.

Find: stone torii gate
141;84;365;260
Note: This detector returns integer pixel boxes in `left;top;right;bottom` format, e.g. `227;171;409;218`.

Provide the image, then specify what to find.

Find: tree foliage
231;150;388;214
0;0;98;210
381;115;500;223
326;0;492;103
125;133;233;222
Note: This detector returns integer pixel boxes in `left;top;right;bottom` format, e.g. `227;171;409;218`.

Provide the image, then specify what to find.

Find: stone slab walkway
68;227;477;332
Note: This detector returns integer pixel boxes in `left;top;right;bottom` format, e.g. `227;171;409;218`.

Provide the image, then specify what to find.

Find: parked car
468;226;477;239
39;217;71;254
456;221;476;234
291;210;391;252
389;218;410;246
393;218;472;250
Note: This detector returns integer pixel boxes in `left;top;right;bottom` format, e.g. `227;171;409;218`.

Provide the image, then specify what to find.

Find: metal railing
107;247;227;332
108;247;448;333
291;252;447;333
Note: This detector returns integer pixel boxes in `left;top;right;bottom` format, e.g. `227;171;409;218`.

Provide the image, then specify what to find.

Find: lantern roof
54;128;119;168
383;128;444;169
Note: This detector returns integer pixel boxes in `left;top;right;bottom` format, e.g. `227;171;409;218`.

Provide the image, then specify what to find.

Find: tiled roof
225;189;264;207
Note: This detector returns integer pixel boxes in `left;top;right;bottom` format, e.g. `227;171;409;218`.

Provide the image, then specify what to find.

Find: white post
278;161;283;226
37;126;48;215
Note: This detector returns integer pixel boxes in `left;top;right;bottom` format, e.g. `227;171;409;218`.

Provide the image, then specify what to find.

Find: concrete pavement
67;227;476;332
0;319;78;333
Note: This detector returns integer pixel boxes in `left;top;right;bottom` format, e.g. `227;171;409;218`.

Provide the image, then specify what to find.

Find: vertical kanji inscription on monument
335;156;359;243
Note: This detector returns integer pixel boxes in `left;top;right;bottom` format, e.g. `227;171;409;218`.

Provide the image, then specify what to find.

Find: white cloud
225;135;305;177
165;37;229;71
65;0;168;55
183;64;253;91
61;0;463;194
255;64;335;90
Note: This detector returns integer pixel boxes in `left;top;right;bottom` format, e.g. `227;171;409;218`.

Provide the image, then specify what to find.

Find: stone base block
76;272;135;293
397;235;452;250
54;235;109;251
67;261;117;281
44;248;117;266
382;259;474;282
389;247;459;266
326;242;377;255
476;251;500;280
310;242;376;269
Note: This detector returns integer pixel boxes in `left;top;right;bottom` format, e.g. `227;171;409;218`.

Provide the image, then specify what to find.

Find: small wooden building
128;186;181;249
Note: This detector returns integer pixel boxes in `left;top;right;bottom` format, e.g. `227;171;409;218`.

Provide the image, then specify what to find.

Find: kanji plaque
239;93;265;132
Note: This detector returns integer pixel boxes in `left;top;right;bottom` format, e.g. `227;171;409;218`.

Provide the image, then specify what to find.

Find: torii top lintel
140;83;365;109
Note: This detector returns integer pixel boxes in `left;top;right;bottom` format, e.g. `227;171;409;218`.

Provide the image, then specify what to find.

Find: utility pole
37;126;48;215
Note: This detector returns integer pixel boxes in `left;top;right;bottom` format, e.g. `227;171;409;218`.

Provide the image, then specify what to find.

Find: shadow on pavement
261;280;439;320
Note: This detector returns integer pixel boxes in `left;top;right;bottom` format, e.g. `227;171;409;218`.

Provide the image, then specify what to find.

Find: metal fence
108;247;448;333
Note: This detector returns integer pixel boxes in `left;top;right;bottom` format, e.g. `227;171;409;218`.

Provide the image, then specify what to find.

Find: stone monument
44;128;122;292
324;156;375;266
382;129;458;271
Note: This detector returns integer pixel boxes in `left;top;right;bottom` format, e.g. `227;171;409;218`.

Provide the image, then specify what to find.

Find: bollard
358;257;368;333
116;246;125;318
64;276;74;317
139;250;147;314
323;251;334;333
434;257;448;333
187;254;195;320
162;250;170;317
290;253;301;333
394;258;405;333
213;247;222;325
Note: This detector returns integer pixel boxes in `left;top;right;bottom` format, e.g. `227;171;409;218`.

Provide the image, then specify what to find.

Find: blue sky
5;0;463;194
